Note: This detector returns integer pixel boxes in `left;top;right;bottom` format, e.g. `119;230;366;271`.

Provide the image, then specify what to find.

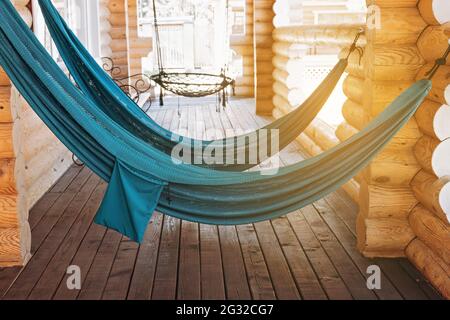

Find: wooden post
231;0;255;97
253;0;274;115
108;0;130;79
356;1;427;258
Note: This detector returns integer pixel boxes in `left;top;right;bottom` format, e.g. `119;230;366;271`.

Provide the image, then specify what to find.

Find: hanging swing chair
149;0;235;107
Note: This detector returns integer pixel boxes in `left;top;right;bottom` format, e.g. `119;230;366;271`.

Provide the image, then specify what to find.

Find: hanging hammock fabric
0;3;431;243
36;0;349;171
149;0;235;99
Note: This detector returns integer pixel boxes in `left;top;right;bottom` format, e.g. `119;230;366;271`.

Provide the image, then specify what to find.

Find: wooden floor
0;98;442;300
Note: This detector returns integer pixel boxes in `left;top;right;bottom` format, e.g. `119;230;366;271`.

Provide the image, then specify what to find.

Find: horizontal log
413;135;440;174
365;45;425;81
417;25;450;63
272;80;304;106
411;170;450;223
364;149;421;186
273;24;366;47
409;205;450;265
366;0;420;7
416;63;449;104
363;78;414;116
359;181;418;219
433;104;450;141
342;98;422;142
342;75;364;104
418;0;450;25
406;239;450;299
415;99;450;140
272;68;302;90
357;214;414;258
272;41;308;59
431;138;450;178
304;120;340;151
366;7;427;45
0;158;17;195
335;121;358;142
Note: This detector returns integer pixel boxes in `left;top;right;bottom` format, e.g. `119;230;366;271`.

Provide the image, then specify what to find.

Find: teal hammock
0;2;432;243
37;0;351;171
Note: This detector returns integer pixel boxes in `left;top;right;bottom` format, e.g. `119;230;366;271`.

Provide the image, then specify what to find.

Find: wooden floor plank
102;238;139;300
77;229;122;300
287;210;353;300
236;224;276;300
218;226;251;300
151;216;181;300
127;213;164;300
53;221;107;300
315;197;403;300
50;165;84;193
0;267;21;298
253;221;301;300
200;224;226;300
28;192;61;233
324;192;433;299
3;173;98;300
301;205;377;300
271;217;328;300
398;260;442;300
177;221;201;300
27;178;104;300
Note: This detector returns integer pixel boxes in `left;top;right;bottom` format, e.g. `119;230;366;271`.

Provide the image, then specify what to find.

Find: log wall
108;0;130;79
100;0;113;58
0;0;117;267
0;1;32;267
253;0;275;114
406;0;450;299
355;1;427;258
272;23;365;203
231;0;255;97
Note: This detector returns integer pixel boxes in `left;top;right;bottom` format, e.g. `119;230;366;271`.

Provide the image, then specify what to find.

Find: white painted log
432;139;450;178
440;181;450;222
445;85;450;105
434;104;450;141
418;0;450;25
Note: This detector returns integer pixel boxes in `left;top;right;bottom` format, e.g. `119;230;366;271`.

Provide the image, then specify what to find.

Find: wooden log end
434;104;450;141
432;139;450;178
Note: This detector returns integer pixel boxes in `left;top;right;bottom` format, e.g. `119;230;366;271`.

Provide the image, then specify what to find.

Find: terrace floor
0;98;442;300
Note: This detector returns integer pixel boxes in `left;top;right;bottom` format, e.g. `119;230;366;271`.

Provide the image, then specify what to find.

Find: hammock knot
425;44;450;80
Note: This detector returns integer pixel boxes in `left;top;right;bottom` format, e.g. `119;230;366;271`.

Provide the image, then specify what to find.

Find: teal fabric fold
0;2;431;243
95;160;165;242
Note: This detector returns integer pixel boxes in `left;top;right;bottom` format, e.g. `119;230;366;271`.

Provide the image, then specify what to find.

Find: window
32;0;101;61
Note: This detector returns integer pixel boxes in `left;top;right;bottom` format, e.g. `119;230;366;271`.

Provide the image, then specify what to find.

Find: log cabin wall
355;0;427;259
100;0;113;58
127;0;152;83
272;23;365;204
0;0;63;267
406;0;450;299
0;0;116;268
272;0;449;297
231;0;255;97
254;0;275;114
108;0;131;79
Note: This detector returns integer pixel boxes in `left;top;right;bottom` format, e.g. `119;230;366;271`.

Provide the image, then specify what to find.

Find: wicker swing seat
150;72;235;98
